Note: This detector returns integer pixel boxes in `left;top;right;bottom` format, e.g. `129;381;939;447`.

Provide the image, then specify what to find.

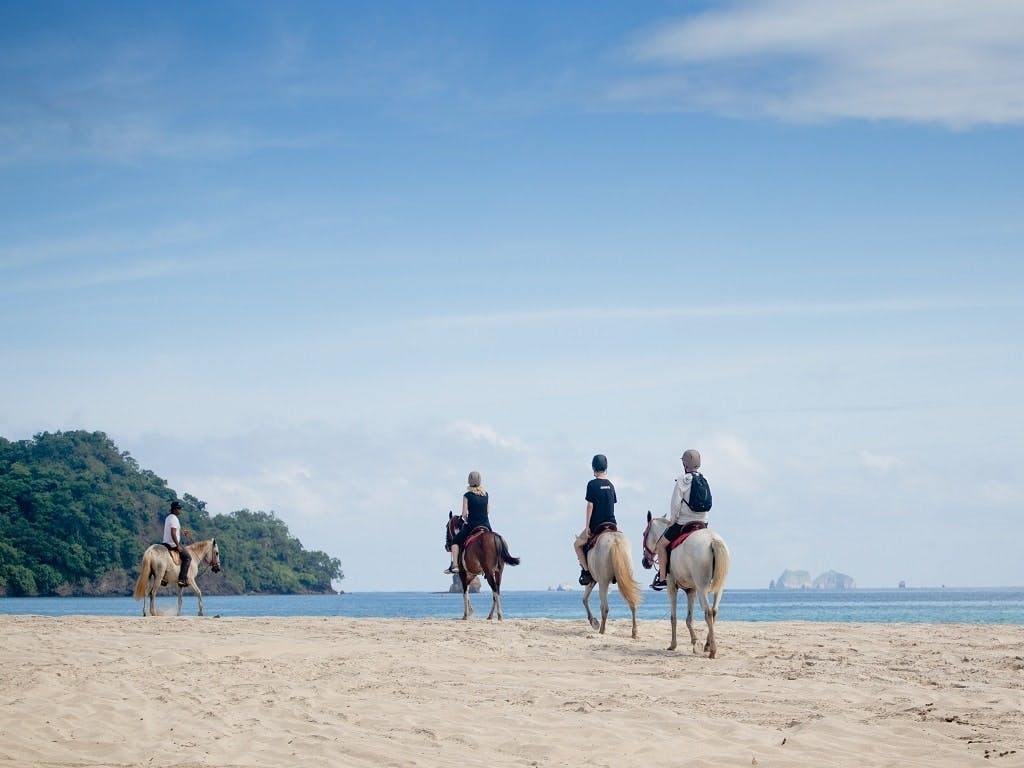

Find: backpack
685;473;712;513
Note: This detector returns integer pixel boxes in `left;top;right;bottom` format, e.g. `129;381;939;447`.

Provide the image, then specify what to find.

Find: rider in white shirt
163;500;192;587
651;449;708;590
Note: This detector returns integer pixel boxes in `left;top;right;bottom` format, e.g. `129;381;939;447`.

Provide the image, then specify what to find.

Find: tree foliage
0;431;343;596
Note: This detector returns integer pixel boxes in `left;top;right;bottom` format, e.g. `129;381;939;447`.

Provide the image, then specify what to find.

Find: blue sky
2;1;1022;593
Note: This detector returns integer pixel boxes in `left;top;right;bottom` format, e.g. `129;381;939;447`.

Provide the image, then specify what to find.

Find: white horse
642;512;730;656
582;528;642;639
132;539;222;617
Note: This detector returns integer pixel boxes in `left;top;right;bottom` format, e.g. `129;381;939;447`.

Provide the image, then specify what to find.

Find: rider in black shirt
444;470;492;574
573;454;617;586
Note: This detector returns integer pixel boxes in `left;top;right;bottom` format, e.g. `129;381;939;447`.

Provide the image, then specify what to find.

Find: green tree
0;431;342;596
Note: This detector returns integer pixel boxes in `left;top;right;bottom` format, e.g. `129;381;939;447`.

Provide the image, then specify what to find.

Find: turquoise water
2;587;1023;623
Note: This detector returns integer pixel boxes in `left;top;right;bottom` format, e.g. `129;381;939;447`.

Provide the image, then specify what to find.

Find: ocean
1;587;1023;623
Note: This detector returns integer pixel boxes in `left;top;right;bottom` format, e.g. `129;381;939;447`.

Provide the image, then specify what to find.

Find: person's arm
584;501;593;532
669;479;684;524
461;495;469;521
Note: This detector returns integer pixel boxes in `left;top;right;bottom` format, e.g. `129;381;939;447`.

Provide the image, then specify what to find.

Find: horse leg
582;582;598;630
684;588;699;655
177;584;184;616
485;563;502;621
147;565;161;616
667;584;679;650
598;580;610;635
460;570;474;620
696;589;716;658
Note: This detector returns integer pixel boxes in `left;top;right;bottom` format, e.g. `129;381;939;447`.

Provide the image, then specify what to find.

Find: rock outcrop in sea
447;574;482;593
769;568;855;590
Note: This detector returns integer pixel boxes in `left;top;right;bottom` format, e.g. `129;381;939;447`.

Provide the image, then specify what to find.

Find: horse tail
708;535;731;616
132;548;153;600
610;535;642;610
497;535;520;566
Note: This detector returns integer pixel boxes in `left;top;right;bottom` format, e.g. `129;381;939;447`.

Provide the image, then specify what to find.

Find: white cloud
621;0;1024;126
860;451;901;474
704;433;770;495
444;421;525;452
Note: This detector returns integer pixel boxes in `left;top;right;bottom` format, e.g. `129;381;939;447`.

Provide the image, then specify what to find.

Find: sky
2;0;1022;593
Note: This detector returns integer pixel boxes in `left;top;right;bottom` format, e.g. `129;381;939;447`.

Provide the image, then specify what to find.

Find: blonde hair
467;470;487;495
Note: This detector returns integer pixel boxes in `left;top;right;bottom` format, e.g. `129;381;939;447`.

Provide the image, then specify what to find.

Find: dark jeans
175;546;192;582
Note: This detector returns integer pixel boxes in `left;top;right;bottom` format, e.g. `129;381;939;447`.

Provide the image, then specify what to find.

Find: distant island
769;569;856;590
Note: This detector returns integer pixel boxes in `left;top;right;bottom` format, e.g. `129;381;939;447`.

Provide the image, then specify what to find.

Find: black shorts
663;523;684;542
454;523;490;546
663;521;707;543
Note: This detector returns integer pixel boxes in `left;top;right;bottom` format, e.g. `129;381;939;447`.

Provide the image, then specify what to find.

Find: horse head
208;539;222;573
445;511;463;552
641;511;668;570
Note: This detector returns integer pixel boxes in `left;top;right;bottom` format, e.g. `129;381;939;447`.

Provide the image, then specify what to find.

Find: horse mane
187;539;213;557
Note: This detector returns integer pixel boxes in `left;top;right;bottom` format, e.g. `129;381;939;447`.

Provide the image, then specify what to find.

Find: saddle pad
463;527;489;548
669;522;707;550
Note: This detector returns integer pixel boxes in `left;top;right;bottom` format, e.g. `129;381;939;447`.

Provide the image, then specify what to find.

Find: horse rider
651;448;708;591
574;454;617;586
163;500;193;587
444;470;491;574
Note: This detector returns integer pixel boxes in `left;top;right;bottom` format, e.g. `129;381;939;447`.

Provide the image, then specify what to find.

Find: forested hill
0;431;343;597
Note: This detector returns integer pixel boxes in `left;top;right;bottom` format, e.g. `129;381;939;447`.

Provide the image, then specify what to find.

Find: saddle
583;522;617;554
162;543;182;566
669;521;707;549
462;526;490;549
664;521;708;569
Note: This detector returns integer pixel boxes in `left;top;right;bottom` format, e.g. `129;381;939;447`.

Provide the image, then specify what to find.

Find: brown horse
132;539;222;617
445;512;520;620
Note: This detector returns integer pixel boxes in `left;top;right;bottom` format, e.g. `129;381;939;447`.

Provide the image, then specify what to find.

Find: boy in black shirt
573;454;617;586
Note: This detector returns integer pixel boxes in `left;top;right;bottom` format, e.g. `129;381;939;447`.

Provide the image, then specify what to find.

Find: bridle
445;516;463;551
197;539;222;574
641;518;658;571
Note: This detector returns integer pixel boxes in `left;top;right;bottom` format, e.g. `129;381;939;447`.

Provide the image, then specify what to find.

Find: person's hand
182;528;193;537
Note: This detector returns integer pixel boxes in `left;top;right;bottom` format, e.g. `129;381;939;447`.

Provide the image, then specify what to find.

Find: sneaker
651;577;667;591
578;569;594;586
443;564;457;575
177;580;189;587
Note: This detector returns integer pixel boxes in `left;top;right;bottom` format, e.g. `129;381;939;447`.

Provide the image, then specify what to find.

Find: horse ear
647;510;652;522
449;510;453;519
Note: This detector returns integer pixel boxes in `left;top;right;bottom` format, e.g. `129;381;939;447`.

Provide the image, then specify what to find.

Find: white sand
1;615;1022;767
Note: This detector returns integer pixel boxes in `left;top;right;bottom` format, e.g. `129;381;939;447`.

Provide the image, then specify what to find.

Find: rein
184;540;221;576
642;518;659;567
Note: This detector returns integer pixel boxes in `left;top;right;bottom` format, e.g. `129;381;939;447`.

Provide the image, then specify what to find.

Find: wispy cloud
444;421;525;452
618;0;1024;127
0;28;326;166
860;450;901;474
430;297;1004;328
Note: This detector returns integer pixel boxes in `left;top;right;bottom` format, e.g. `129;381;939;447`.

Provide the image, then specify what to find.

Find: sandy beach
1;615;1022;767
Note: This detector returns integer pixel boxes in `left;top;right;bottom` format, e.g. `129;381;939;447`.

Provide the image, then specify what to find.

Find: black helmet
170;500;182;511
591;454;608;472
